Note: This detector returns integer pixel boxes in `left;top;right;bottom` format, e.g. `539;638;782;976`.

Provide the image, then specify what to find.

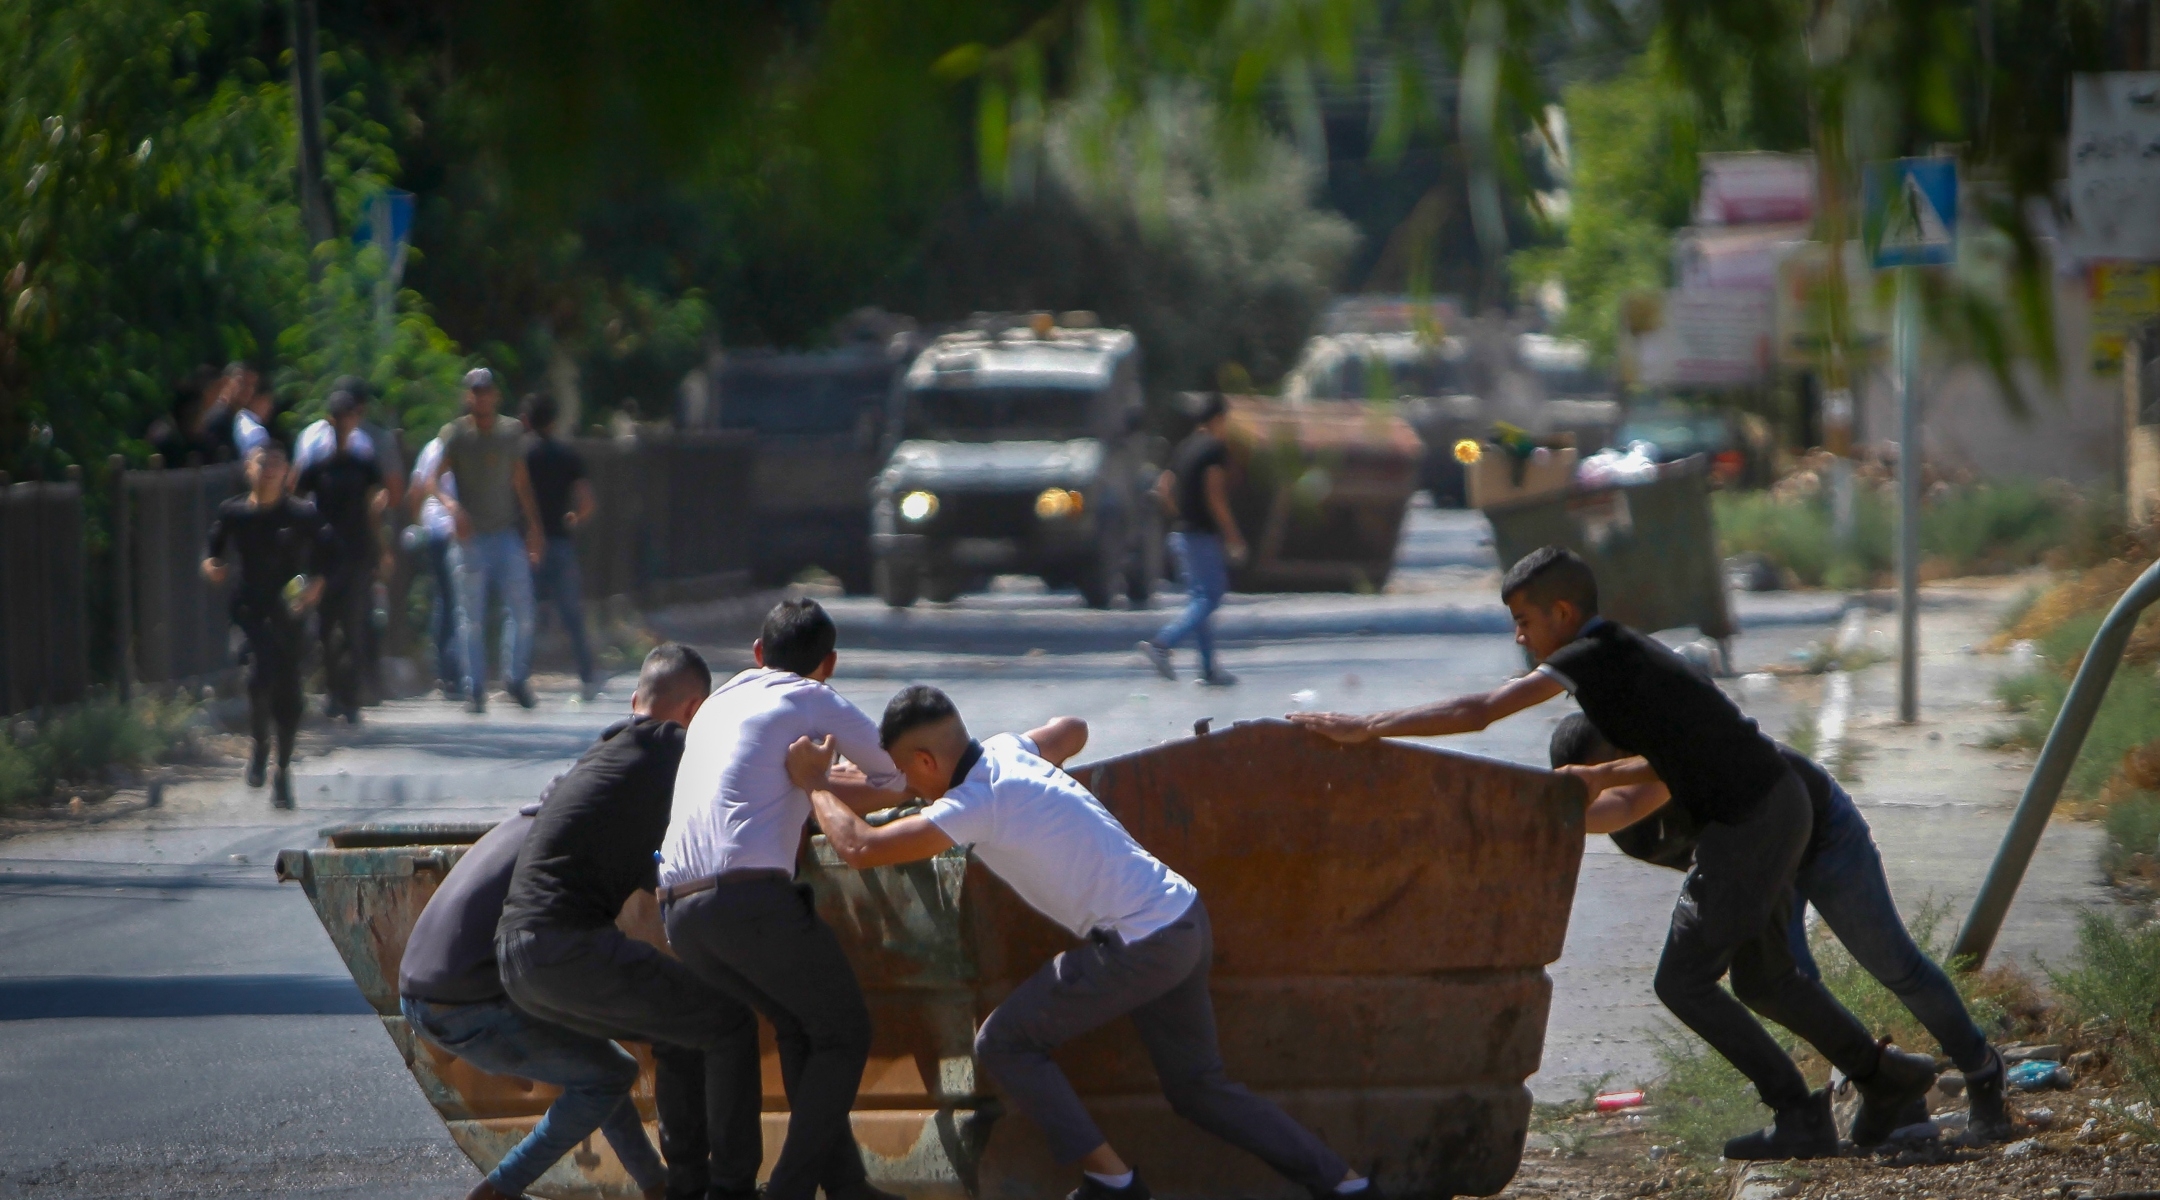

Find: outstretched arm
788;736;955;868
1583;779;1673;835
1287;671;1564;743
1023;717;1088;766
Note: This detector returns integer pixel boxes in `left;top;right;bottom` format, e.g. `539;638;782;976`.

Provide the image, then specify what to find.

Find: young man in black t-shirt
495;644;767;1200
203;445;327;808
1549;714;2013;1146
293;391;384;724
1291;546;1890;1160
522;395;599;696
1139;392;1247;686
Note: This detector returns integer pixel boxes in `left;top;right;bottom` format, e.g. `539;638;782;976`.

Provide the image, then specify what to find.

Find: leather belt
657;868;790;904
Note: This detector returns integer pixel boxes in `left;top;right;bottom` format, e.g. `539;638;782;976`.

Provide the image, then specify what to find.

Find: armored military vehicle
870;317;1162;608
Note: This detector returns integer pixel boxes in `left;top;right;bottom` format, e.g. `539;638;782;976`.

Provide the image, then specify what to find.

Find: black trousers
234;602;302;767
498;923;763;1195
664;879;872;1200
1652;769;1877;1111
317;570;367;716
653;1041;764;1200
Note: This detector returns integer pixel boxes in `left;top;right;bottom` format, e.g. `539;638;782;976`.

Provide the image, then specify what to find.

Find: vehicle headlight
1034;488;1083;520
898;491;939;522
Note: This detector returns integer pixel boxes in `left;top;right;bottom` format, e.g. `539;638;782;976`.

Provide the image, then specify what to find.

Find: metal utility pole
1896;266;1920;723
288;0;334;247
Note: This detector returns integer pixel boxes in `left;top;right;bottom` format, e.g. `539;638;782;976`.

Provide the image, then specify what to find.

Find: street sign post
1864;157;1958;725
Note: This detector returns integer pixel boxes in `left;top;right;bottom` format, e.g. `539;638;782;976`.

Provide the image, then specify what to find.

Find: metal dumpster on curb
1222;397;1426;594
1482;455;1736;657
277;721;1585;1199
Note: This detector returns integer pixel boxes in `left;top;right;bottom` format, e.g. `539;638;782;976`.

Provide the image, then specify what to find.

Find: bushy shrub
2053;910;2160;1112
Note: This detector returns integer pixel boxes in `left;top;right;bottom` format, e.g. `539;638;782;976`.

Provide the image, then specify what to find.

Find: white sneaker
1137;641;1176;681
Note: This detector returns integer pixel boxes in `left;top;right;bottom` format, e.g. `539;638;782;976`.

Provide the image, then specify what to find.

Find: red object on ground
1594;1091;1646;1112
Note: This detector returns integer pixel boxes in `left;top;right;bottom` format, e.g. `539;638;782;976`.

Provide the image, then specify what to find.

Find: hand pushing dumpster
277;720;1585;1199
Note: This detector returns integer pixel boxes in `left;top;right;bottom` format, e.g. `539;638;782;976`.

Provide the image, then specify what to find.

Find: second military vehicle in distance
870;315;1163;609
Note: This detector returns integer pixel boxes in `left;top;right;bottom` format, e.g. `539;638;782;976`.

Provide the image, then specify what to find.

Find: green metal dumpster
1482;455;1735;648
277;720;1585;1199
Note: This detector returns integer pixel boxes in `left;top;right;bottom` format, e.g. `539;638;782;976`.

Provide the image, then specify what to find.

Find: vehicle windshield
902;385;1098;442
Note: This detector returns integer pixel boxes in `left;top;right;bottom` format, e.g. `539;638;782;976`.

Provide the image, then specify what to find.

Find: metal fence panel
126;464;244;686
572;433;754;600
0;481;89;714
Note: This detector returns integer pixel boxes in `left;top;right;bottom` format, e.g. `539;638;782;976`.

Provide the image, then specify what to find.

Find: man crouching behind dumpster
784;685;1375;1200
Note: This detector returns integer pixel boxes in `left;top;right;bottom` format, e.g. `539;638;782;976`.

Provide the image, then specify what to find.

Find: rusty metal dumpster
277;720;1584;1199
1223;397;1425;593
1482;455;1736;648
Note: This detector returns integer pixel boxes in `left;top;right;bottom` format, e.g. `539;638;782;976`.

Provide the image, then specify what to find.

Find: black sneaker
1067;1171;1152;1200
1963;1046;2015;1143
508;681;539;710
1851;1043;1940;1147
271;767;294;810
245;744;268;788
1724;1089;1840;1160
465;692;487;714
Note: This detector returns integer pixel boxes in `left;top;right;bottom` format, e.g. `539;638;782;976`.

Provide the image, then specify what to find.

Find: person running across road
400;802;670;1200
1548;713;2012;1145
293;390;385;725
202;444;326;808
522;394;600;698
408;435;465;699
425;367;545;712
656;599;905;1200
496;644;766;1200
1288;546;1904;1161
785;686;1373;1200
1138;392;1245;687
226;361;277;463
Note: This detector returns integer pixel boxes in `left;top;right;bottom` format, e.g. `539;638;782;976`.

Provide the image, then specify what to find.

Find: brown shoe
463;1181;520;1200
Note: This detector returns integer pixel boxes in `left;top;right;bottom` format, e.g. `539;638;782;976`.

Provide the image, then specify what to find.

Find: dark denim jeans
1787;778;1993;1072
401;994;665;1195
423;530;463;690
1154;531;1229;675
534;535;596;685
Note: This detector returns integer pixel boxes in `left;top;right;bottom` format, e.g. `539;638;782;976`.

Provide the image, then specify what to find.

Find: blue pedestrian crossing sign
1863;157;1958;267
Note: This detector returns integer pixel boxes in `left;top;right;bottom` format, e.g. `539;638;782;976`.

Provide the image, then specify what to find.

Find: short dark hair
637;642;711;708
223;359;261;381
880;684;959;749
331;374;370;404
1501;546;1599;614
760;598;837;676
523;393;559;432
326;390;360;420
1548;713;1621;769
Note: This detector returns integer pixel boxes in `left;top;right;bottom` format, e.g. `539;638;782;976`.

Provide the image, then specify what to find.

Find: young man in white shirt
783;685;1373;1200
657;599;905;1200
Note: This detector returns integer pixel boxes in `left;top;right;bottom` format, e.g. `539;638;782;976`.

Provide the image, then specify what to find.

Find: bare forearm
808;789;879;864
828;779;913;818
1368;695;1494;737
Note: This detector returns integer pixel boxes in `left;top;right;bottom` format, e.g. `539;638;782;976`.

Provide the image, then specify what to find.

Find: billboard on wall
2068;73;2160;262
1695;153;1817;227
1622;289;1775;388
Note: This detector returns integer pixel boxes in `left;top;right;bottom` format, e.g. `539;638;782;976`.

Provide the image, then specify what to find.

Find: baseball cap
462;367;497;391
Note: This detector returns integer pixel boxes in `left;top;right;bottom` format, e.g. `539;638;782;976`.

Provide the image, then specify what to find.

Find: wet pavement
0;504;2109;1196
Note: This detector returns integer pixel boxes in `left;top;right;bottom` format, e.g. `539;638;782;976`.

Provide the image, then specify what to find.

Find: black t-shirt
294;452;384;566
1610;745;1841;871
499;717;686;934
526;438;587;541
398;806;538;1004
1542;619;1788;826
206;496;328;607
1171;430;1229;535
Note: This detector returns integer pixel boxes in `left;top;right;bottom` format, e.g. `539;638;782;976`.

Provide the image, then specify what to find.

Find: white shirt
922;733;1197;942
234;410;269;456
411;438;457;538
660;668;904;885
295;420;376;471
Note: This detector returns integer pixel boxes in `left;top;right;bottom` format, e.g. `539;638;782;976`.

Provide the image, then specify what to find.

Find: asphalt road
0;504;2108;1197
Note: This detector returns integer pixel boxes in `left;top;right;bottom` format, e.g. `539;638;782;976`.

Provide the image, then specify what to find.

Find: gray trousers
974;897;1348;1193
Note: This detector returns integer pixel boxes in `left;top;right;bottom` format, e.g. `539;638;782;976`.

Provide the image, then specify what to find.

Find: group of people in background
195;363;601;803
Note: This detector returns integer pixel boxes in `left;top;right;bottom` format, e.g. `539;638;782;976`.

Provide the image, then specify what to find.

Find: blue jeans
400;994;665;1195
424;531;463;690
452;529;534;695
1787;778;1993;1072
533;536;597;685
1154;532;1229;675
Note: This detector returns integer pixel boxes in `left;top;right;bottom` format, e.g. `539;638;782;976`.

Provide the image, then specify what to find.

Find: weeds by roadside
2051;910;2160;1115
0;694;201;810
1528;1074;1614;1158
1647;1022;1773;1160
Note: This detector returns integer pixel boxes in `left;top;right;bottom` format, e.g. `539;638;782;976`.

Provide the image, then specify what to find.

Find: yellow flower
1454;439;1482;464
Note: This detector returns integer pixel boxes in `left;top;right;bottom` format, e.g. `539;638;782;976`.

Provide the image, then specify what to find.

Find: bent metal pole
1952;557;2160;969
